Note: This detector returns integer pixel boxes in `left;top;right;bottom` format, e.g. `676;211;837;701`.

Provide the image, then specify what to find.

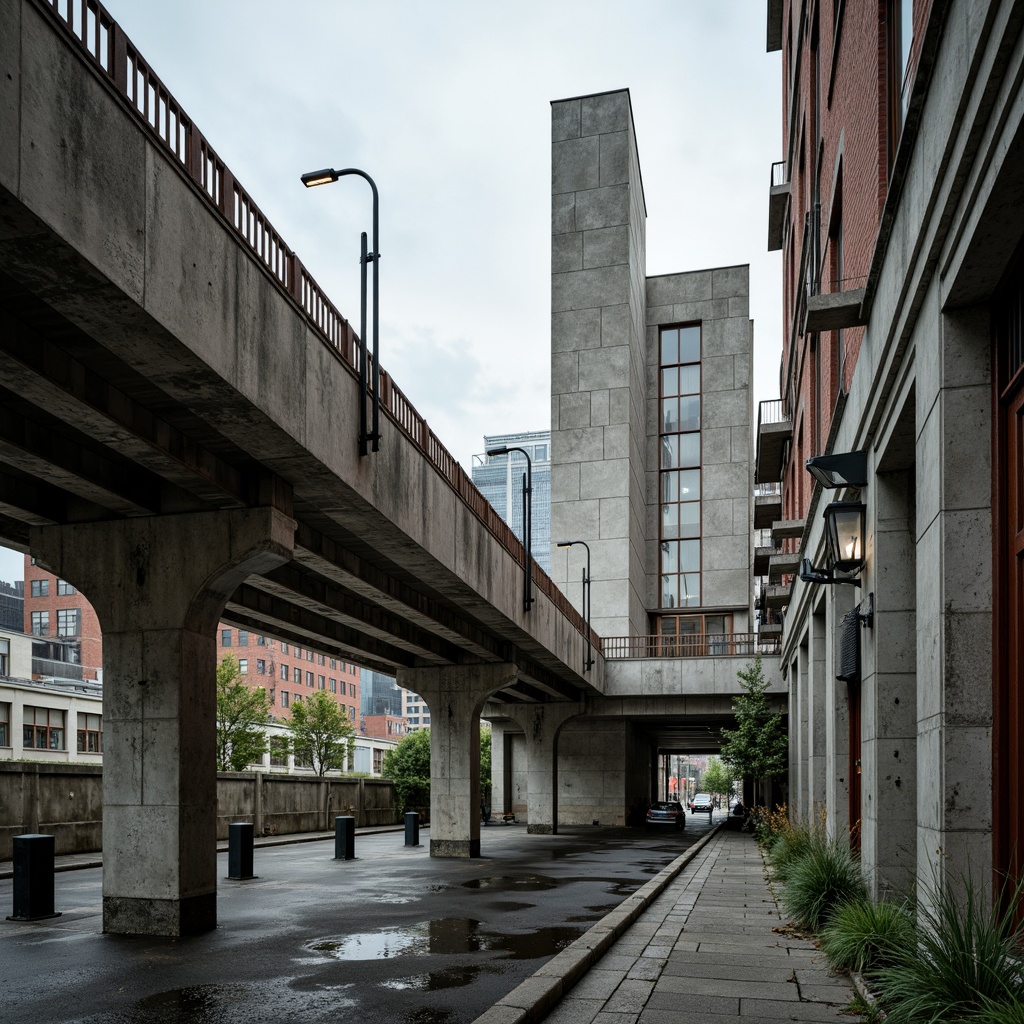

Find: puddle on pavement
307;918;582;962
461;874;557;892
382;965;483;991
371;893;419;904
481;901;535;913
133;985;247;1019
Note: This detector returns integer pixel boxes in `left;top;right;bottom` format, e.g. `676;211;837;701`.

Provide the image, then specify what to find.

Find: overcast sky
0;1;782;585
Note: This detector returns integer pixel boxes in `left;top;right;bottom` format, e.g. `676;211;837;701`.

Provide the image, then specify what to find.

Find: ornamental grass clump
820;894;917;975
768;823;819;883
872;875;1024;1024
781;836;867;931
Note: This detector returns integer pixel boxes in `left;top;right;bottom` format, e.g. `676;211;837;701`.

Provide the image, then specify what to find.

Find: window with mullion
659;325;701;609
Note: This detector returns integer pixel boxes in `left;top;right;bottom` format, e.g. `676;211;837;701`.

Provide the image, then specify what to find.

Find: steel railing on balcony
603;633;780;659
771;160;788;188
757;399;789;429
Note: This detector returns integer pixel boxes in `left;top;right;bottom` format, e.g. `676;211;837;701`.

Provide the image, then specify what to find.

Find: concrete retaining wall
0;762;398;859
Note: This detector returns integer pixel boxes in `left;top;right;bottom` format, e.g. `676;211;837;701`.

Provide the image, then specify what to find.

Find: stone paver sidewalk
540;830;862;1023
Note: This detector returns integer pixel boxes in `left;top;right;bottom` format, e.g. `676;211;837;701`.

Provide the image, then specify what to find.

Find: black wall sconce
799;500;867;585
805;450;868;488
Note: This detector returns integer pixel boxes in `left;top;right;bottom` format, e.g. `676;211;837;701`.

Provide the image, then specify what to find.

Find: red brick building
360;714;406;741
217;626;361;727
23;555;103;681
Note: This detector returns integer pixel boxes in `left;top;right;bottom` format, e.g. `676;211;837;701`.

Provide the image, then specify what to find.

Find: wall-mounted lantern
799;500;867;586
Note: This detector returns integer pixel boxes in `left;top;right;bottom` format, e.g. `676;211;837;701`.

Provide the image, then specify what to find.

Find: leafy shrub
820;894;917;974
873;875;1024;1024
749;803;790;846
781;838;867;930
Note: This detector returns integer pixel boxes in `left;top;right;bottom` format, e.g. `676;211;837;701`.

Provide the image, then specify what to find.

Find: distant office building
404;689;431;732
471;430;552;573
360;669;404;717
0;579;24;633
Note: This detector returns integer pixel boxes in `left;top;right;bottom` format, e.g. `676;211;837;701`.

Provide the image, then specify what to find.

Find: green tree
701;756;733;806
382;727;431;811
288;690;356;777
719;656;787;805
480;724;492;803
216;652;272;771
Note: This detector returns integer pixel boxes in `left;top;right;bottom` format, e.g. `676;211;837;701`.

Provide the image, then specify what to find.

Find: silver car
692;793;714;814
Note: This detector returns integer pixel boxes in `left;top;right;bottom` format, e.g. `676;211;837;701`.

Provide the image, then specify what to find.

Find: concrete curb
470;822;726;1024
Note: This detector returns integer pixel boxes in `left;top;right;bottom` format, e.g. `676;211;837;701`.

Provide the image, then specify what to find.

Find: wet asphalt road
1;816;718;1024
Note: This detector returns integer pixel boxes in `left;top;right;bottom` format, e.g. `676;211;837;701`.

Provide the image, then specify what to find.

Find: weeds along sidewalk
512;829;865;1024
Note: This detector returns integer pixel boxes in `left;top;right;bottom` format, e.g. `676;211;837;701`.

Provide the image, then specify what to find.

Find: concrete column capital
31;506;295;634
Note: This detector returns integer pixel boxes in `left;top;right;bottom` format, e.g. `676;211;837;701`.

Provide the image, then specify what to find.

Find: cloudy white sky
0;1;782;585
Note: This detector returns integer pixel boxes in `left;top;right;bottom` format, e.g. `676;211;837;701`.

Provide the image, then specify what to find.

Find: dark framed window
30;611;49;636
0;702;9;747
221;629;232;647
237;631;249;647
659;324;702;609
280;664;288;681
281;691;290;708
306;671;314;687
30;579;49;598
330;678;337;693
318;654;325;666
23;706;64;750
293;667;301;684
239;659;248;674
318;675;325;690
77;712;102;753
57;580;76;595
281;642;289;654
306;650;314;662
256;659;266;675
656;614;732;656
257;635;266;646
57;608;80;637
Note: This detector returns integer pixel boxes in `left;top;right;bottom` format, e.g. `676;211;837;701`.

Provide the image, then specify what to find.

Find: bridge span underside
0;0;599;935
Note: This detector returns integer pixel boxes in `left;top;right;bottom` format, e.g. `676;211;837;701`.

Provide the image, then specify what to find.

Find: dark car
692;793;714;814
646;800;686;828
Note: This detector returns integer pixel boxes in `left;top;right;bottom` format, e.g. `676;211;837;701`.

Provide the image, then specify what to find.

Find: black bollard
8;834;61;921
334;816;355;860
404;811;420;847
227;822;256;880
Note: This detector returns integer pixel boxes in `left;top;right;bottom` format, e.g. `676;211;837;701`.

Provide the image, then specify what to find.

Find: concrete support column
809;609;827;820
824;585;855;842
499;702;583;834
862;468;918;898
32;507;294;936
915;303;993;899
488;721;512;816
399;664;519;857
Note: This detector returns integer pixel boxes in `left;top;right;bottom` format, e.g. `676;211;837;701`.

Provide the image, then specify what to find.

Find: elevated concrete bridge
0;0;604;935
0;0;783;939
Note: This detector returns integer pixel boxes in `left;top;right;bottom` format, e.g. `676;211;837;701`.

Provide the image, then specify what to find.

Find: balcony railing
603;633;779;659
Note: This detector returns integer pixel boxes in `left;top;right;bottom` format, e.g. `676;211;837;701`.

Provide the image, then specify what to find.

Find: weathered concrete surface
603;653;784;698
32;508;294;935
0;0;600;697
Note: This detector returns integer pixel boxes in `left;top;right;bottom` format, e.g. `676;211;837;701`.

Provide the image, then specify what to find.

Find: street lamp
487;445;535;612
556;539;593;672
300;167;381;456
799;499;867;586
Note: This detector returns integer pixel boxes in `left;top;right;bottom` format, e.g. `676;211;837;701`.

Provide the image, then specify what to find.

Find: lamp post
300;167;381;456
486;445;535;613
556;539;593;672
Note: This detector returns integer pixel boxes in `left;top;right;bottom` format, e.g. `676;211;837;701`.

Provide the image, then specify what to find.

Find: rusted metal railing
35;0;601;655
602;633;779;659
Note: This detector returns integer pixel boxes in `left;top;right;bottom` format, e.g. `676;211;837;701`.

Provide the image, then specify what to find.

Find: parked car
646;801;686;829
692;793;714;814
